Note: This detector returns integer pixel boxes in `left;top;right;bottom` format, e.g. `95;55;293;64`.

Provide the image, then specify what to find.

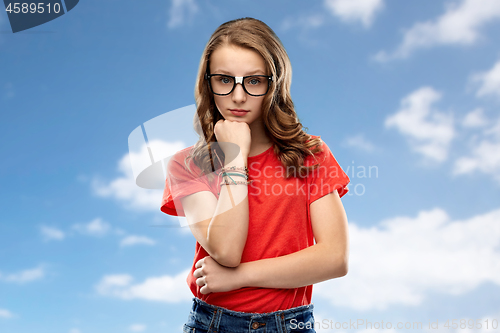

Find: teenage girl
160;17;351;333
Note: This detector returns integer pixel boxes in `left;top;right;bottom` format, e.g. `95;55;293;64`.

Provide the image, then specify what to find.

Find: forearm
236;243;348;289
207;152;249;267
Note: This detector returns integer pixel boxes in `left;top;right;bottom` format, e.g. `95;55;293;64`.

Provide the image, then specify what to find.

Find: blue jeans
183;297;316;333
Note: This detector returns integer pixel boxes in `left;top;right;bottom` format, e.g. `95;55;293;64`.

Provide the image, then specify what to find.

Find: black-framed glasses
205;73;274;97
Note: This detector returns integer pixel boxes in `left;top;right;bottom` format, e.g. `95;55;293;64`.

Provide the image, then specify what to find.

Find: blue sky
1;0;500;332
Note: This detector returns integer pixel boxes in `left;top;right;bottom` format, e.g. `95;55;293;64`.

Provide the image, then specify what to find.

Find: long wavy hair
185;17;323;183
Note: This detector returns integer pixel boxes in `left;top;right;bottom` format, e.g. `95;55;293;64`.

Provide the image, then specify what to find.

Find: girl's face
209;44;268;126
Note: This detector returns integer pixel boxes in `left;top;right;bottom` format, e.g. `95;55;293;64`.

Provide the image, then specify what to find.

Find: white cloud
92;139;188;220
342;134;376;152
91;148;165;212
324;0;384;27
281;0;383;32
315;207;500;311
97;274;132;288
0;265;45;284
167;0;198;29
453;116;500;182
129;324;147;332
41;218;139;245
0;308;14;319
385;87;455;163
95;269;192;303
454;140;500;176
72;218;110;237
384;85;500;182
471;58;500;99
120;235;156;247
40;225;65;241
374;0;500;61
462;108;487;128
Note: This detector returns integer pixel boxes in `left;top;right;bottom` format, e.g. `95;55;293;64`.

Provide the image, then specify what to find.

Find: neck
249;119;271;145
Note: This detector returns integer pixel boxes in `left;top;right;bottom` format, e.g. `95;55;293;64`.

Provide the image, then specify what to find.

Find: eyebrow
213;69;267;76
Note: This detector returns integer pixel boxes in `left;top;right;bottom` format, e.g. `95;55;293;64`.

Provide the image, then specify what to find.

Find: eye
247;77;262;85
219;76;233;84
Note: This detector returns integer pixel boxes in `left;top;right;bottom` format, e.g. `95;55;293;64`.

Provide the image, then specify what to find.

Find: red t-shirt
160;135;350;313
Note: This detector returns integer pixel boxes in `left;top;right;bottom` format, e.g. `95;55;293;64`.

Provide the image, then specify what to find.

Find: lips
230;109;249;116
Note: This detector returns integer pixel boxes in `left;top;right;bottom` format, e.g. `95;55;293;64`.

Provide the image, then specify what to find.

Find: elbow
334;254;349;278
212;251;242;268
339;260;348;277
206;238;244;268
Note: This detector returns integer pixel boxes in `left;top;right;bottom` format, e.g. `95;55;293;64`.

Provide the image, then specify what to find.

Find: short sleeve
160;149;213;217
307;138;350;204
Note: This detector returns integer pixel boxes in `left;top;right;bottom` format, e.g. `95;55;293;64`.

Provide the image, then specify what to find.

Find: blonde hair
185;17;323;182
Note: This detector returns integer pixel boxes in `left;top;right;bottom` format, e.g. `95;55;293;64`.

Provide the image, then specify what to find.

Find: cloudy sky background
1;0;500;332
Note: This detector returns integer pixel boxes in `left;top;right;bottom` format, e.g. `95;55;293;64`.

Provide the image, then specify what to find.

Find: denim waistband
183;297;315;333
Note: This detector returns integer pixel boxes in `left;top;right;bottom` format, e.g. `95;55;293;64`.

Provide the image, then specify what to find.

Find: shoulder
167;145;200;175
168;145;197;166
171;145;194;160
304;134;331;163
305;134;327;150
305;134;320;143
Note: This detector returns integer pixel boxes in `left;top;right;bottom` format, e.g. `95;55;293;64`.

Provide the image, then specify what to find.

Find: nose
231;82;247;103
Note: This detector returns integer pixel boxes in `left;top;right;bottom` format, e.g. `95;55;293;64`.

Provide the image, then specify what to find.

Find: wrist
235;262;251;288
240;149;249;160
224;151;248;167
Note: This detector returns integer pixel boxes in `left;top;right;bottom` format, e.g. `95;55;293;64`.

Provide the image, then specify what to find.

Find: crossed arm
193;189;349;294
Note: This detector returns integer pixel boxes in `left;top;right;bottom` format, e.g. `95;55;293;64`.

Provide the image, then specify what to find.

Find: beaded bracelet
218;166;252;187
224;174;248;184
223;172;248;178
218;169;247;177
220;165;248;174
220;179;254;186
212;150;253;193
219;171;248;177
219;167;248;177
221;172;248;183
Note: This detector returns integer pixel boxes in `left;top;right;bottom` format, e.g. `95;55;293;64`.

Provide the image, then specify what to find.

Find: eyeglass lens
210;75;268;96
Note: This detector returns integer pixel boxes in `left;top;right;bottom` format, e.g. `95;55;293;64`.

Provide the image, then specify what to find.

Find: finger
196;276;206;287
195;258;204;268
193;268;201;278
200;284;210;295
